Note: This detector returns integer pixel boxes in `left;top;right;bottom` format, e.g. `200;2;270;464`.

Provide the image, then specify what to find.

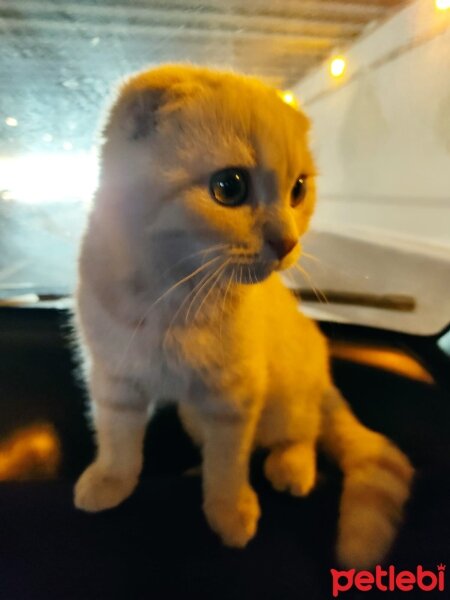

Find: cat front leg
201;408;260;548
75;366;150;512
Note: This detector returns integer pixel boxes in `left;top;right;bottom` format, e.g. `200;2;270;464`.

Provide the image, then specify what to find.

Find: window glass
1;0;449;334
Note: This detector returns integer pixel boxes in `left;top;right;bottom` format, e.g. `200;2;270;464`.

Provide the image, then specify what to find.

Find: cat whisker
178;260;222;326
192;258;231;323
117;255;222;370
301;251;322;266
220;265;235;347
293;263;328;304
284;270;297;286
160;243;229;278
163;259;230;350
148;255;222;312
163;268;212;344
184;262;224;324
302;249;374;281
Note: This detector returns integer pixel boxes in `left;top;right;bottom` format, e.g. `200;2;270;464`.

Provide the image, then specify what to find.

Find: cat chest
129;312;256;405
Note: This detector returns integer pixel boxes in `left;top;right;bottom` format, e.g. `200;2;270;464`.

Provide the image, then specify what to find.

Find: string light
330;56;346;78
5;116;18;127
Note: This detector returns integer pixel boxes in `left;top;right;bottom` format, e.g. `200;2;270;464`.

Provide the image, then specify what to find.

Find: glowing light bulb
5;116;18;127
436;0;450;11
330;56;346;78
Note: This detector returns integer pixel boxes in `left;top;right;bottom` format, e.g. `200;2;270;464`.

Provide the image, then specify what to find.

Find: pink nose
266;237;297;260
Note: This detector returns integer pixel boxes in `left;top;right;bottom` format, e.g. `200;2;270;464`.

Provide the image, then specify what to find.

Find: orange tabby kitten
74;65;413;568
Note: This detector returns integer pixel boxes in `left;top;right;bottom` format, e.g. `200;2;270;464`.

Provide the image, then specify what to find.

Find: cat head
100;64;316;284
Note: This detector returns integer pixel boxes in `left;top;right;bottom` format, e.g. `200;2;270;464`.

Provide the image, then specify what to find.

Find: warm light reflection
436;0;450;11
5;116;18;127
278;90;299;109
330;56;346;78
282;91;295;105
330;343;434;384
0;424;61;480
0;152;98;203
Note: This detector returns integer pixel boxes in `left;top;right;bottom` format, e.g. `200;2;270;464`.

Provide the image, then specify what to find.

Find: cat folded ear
105;85;169;141
104;68;202;142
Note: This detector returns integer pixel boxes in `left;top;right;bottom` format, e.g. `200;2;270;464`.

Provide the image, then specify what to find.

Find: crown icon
437;564;446;571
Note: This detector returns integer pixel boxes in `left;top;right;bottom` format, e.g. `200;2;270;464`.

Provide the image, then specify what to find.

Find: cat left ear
105;69;200;142
107;86;169;141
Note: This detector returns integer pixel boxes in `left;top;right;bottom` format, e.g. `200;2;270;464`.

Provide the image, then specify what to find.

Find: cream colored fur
74;64;413;567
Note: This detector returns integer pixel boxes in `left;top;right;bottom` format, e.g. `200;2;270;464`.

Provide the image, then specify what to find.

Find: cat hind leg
264;441;316;497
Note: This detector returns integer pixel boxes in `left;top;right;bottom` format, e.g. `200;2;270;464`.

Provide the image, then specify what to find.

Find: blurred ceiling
1;0;409;156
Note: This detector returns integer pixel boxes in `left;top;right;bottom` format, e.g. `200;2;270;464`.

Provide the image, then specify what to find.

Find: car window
1;0;449;334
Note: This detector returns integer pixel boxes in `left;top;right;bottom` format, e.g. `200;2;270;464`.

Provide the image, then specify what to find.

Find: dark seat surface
0;308;449;600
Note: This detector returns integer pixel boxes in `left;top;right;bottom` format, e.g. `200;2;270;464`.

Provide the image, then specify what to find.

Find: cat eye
291;175;307;207
209;168;249;207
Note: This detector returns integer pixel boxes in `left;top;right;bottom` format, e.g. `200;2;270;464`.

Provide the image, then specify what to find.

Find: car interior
1;1;449;598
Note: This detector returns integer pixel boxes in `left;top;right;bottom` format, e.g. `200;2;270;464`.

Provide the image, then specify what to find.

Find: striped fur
321;387;414;568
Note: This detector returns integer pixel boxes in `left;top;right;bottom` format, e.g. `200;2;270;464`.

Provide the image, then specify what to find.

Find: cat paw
74;462;137;512
204;485;261;548
264;443;316;497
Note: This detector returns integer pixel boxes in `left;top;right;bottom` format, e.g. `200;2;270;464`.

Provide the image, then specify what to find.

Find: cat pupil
291;175;307;207
210;168;248;207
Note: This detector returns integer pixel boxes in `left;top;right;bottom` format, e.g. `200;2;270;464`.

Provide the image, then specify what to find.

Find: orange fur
74;65;413;567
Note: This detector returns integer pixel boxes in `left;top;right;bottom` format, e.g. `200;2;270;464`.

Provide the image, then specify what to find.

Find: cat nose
266;236;297;260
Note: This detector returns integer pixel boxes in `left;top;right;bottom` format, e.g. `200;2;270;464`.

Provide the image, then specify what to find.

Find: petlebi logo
330;564;446;597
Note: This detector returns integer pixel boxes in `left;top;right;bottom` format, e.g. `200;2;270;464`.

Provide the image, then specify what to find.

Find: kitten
74;64;413;568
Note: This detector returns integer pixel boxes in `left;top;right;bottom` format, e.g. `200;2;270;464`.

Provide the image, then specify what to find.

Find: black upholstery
0;308;448;599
